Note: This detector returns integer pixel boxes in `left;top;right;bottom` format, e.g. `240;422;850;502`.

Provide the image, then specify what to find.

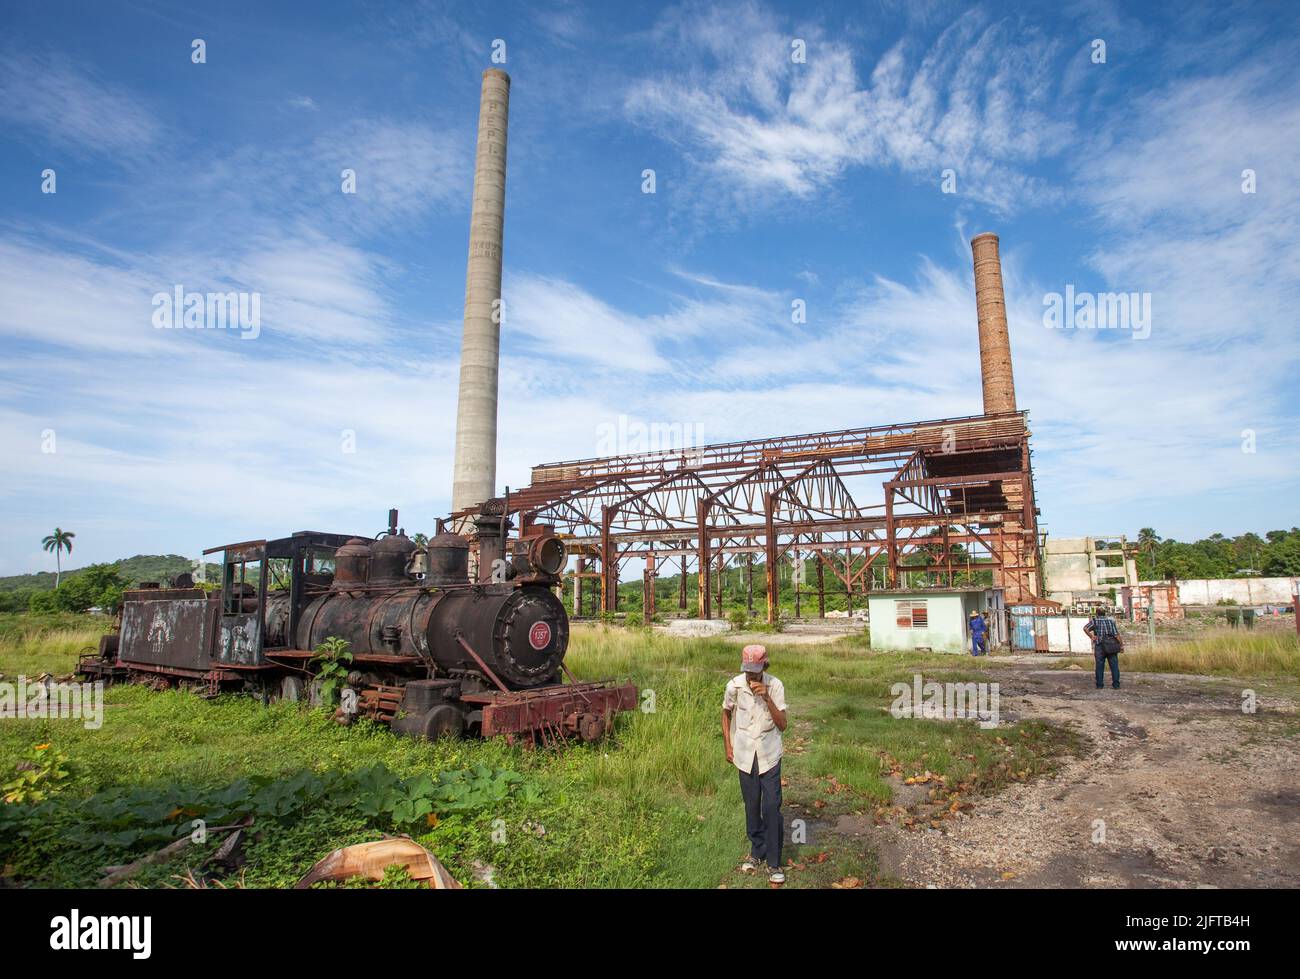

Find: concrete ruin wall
1148;577;1299;606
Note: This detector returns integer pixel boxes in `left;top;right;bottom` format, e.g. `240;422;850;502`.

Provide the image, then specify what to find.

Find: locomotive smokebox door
496;587;569;685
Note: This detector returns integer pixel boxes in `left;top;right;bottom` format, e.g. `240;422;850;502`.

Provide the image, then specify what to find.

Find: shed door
1011;612;1035;650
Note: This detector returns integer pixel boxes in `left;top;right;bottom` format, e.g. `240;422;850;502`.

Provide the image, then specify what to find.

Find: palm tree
1136;527;1160;575
42;528;75;589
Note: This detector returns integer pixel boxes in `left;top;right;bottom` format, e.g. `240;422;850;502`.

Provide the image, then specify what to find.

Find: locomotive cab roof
203;531;362;558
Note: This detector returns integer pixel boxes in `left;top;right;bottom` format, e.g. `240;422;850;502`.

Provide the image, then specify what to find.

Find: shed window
896;600;929;629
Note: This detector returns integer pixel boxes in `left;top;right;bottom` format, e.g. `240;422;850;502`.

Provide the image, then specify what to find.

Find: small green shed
866;587;1004;654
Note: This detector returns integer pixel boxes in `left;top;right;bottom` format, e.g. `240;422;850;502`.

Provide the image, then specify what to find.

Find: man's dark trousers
1094;646;1120;688
739;756;783;870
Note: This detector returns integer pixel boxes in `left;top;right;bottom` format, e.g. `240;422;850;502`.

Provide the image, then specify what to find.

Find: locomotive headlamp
527;535;567;576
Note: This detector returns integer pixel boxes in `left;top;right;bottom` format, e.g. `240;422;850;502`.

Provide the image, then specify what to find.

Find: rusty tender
79;507;636;744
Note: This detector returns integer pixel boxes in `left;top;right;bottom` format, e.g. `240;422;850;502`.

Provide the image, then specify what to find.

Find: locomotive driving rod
453;633;510;693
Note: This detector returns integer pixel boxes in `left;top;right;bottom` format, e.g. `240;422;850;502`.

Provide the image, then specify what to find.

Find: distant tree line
19;564;128;615
0;554;217;614
1135;527;1300;580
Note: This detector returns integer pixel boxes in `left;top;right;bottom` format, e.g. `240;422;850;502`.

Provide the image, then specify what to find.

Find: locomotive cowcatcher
79;505;636;744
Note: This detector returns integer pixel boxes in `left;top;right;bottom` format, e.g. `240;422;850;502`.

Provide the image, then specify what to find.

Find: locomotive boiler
80;505;635;744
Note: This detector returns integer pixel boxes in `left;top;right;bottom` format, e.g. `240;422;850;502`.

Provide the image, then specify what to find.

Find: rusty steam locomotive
79;505;636;743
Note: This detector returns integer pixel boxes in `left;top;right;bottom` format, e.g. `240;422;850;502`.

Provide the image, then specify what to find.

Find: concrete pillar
451;69;511;516
970;232;1017;415
816;554;825;618
644;552;657;619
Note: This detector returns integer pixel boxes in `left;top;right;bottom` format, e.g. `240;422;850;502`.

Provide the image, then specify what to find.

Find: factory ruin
446;69;1044;625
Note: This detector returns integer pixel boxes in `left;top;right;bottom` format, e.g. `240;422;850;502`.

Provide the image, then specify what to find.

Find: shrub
311;637;353;707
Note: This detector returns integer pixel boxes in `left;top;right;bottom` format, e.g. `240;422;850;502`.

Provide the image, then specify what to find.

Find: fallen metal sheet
295;837;461;889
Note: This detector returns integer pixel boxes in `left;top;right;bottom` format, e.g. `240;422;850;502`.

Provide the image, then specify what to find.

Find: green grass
0;616;1074;889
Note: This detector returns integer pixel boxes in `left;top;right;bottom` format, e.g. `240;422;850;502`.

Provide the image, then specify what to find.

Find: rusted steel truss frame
519;410;1028;484
455;412;1039;622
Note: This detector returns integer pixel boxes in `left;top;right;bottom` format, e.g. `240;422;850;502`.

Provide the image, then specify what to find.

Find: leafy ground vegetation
0;614;1146;888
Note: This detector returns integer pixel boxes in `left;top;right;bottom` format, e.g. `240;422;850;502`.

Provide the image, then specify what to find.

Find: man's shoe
769;870;786;885
740;858;757;874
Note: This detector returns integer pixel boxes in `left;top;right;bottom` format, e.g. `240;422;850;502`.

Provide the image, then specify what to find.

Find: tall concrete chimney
451;69;511;516
970;232;1017;415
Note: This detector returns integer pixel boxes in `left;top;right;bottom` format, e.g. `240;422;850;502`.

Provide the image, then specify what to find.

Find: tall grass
1;617;1075;888
0;613;106;677
1074;630;1300;677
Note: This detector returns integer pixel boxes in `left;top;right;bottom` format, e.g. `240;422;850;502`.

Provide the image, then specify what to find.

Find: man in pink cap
722;643;789;884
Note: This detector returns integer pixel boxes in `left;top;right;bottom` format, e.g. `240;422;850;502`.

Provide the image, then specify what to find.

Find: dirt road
860;663;1300;888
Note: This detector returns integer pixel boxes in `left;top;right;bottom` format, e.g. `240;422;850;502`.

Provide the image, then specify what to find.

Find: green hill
0;554;218;592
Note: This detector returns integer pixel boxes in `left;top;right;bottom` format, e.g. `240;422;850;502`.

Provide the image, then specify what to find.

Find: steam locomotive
79;505;636;743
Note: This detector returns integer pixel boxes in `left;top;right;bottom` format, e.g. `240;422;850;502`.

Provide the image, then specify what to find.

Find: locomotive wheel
280;674;305;703
422;704;465;741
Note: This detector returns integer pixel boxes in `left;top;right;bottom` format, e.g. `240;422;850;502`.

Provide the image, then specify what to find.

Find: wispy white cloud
309;119;470;231
0;50;159;157
1077;66;1300;363
507;274;670;373
625;2;1069;210
503;268;792;377
0;230;398;351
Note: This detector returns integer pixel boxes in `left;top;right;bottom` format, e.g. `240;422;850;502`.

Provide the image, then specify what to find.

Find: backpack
1090;617;1121;655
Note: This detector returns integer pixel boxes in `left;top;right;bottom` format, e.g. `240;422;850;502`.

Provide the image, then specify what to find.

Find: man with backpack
1084;609;1123;689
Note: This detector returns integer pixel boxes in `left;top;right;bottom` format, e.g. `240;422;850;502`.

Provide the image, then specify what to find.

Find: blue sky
2;0;1298;575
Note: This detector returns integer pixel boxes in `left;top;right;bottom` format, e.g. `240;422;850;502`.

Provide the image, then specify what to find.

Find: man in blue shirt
968;609;988;656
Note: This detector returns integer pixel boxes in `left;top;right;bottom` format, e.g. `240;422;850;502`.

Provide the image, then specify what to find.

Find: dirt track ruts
858;664;1300;888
